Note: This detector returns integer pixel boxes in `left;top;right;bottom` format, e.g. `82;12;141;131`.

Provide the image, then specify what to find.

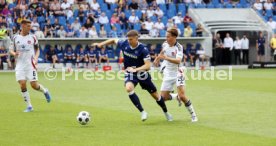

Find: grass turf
0;69;276;146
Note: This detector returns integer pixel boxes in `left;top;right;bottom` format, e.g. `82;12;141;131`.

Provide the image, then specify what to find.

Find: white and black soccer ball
76;111;91;125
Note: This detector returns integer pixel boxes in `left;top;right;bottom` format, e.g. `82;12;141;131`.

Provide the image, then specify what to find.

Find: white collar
130;42;141;50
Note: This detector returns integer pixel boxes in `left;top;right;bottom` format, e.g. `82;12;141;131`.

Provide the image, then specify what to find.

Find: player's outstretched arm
159;53;181;64
91;39;119;48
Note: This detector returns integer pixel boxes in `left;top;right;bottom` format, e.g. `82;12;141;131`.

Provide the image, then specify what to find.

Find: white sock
186;104;197;117
37;84;47;93
21;91;32;107
169;93;178;100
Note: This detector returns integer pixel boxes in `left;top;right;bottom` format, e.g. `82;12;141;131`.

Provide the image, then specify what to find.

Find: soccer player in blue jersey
76;46;89;68
92;30;172;121
64;46;76;67
87;46;98;68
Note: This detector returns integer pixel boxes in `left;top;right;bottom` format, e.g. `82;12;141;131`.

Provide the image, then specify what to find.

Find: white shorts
15;69;38;82
161;74;185;91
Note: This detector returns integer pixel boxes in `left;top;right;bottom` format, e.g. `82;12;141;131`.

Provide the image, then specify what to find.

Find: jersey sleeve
176;44;183;59
142;46;151;61
116;39;126;50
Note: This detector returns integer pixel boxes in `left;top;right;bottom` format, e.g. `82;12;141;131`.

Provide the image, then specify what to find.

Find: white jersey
11;34;38;71
161;41;183;80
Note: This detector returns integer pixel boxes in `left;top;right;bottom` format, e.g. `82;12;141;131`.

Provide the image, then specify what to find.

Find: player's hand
33;57;38;65
158;54;167;60
153;58;160;67
14;52;20;57
126;67;137;73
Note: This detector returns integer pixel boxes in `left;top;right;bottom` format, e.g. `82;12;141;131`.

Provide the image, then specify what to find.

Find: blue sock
129;92;144;112
156;96;168;113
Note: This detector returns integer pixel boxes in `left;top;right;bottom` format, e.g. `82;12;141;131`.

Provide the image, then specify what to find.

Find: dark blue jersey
78;50;87;57
65;51;74;57
99;50;108;57
257;37;265;48
0;49;7;59
88;50;96;57
117;40;150;69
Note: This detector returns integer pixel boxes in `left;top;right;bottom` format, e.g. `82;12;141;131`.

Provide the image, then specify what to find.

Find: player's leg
177;85;198;122
85;56;89;68
125;80;147;121
18;80;33;112
28;69;51;103
140;74;172;121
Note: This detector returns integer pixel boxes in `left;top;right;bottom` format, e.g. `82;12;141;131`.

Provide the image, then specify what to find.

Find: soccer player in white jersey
154;28;198;122
9;19;51;112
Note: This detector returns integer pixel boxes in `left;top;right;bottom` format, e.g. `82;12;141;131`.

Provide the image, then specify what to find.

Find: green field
0;69;276;146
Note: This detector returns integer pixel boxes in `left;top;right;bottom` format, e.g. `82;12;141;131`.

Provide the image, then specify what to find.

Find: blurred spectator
51;18;61;37
31;18;40;32
196;24;204;37
44;20;54;38
66;23;75;37
66;7;73;19
256;32;265;62
253;0;263;11
183;13;193;27
129;0;139;10
144;18;154;31
76;46;89;68
264;0;273;10
57;25;67;38
119;12;128;30
146;6;155;18
79;26;88;38
109;26;118;38
166;19;174;29
172;12;183;24
139;0;148;13
87;13;95;26
110;13;120;25
84;19;93;29
0;47;12;70
61;0;71;10
99;26;107;38
149;44;157;62
270;33;276;61
184;25;193;37
267;17;276;30
46;46;58;68
99;12;109;25
78;7;85;23
128;11;139;29
63;46;75;67
90;0;100;11
140;23;149;36
188;44;196;66
154;7;164;18
241;34;249;64
154;18;165;30
223;33;234;65
87;46;98;68
35;27;45;38
149;26;159;37
99;47;109;66
140;13;147;23
156;0;165;4
88;26;98;38
1;5;11;16
71;18;81;32
233;36;242;65
50;0;64;16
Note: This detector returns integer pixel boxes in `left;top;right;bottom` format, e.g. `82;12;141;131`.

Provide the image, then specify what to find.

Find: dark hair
21;19;31;24
167;28;178;37
126;30;139;37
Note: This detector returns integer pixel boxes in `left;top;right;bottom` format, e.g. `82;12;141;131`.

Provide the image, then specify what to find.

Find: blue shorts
0;57;7;62
125;72;157;93
258;47;265;56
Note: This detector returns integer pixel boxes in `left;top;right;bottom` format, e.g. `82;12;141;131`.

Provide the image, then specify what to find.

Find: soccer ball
76;111;91;125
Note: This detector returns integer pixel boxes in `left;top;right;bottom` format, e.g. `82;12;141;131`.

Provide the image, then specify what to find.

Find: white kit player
9;19;51;112
154;28;198;122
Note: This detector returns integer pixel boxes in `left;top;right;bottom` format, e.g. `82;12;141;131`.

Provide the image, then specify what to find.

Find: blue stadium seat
212;0;220;5
188;3;195;9
196;4;206;8
101;4;108;11
236;3;242;8
94;23;101;33
239;0;247;5
114;23;122;32
159;30;166;37
68;17;75;24
124;10;131;18
266;10;273;17
168;3;176;12
58;16;66;26
158;4;167;13
110;3;118;10
273;16;276;21
150;15;158;22
37;16;45;24
8;3;16;9
135;10;142;19
104;24;111;32
97;0;104;5
225;4;233;8
206;4;215;8
177;23;184;34
73;9;79;18
242;3;251;8
49;15;55;25
161;16;168;25
178;3;186;11
133;23;141;31
105;10;113;19
215;3;223;8
167;9;176;19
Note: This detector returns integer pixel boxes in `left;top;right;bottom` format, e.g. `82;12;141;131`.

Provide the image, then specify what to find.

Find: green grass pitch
0;69;276;146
